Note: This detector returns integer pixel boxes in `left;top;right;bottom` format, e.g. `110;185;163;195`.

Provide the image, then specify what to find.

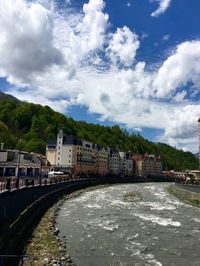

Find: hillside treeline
0;95;198;171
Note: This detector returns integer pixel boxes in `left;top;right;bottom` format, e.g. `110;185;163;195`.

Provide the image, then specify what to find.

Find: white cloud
162;34;170;41
151;0;172;17
153;41;200;98
107;26;139;66
0;0;63;86
0;0;199;153
77;0;108;53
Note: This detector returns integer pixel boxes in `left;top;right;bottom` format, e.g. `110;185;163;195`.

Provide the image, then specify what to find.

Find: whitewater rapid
56;183;200;266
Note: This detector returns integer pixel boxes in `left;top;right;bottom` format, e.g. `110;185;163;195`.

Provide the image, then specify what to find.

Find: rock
54;228;60;235
43;258;49;263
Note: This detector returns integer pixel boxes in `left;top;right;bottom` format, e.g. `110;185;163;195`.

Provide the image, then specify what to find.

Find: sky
0;0;200;153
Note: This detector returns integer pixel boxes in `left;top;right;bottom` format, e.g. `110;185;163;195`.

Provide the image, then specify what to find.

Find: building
96;146;109;176
46;130;163;178
0;149;42;178
46;130;99;176
119;151;133;177
108;148;120;176
133;154;162;177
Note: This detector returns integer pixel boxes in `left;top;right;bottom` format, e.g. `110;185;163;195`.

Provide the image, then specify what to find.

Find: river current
56;183;200;266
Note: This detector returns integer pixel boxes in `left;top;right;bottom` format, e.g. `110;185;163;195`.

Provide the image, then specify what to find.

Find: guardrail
0;176;81;193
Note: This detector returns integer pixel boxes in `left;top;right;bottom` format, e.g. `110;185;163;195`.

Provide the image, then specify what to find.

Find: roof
63;135;82;146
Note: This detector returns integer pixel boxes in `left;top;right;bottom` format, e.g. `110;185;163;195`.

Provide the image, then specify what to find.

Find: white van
48;171;64;178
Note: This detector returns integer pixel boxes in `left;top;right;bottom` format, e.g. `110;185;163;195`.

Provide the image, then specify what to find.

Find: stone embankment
167;183;200;207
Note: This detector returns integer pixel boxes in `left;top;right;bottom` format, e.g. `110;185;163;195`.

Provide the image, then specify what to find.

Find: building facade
133;154;162;177
47;130;163;178
119;151;133;177
0;149;42;178
96;146;109;176
108;148;120;176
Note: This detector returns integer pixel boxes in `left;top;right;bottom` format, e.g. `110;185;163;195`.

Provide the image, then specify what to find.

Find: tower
199;118;200;170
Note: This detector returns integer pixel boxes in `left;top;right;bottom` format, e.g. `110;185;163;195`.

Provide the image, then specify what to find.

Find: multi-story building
119;151;133;177
108;148;120;176
0;149;42;177
132;154;162;177
79;140;96;176
96;146;109;176
47;130;97;176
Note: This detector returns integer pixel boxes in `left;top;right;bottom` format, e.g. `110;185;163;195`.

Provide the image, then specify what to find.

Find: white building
46;130;100;176
119;151;133;177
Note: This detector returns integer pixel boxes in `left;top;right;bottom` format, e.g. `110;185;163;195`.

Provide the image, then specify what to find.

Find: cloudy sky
0;0;200;153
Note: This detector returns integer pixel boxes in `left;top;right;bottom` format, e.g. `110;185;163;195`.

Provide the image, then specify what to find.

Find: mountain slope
0;92;198;170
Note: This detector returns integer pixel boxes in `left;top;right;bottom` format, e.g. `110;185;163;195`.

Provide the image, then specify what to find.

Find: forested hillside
0;91;198;170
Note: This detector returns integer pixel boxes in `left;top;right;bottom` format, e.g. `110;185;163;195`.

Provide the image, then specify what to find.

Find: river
56;183;200;266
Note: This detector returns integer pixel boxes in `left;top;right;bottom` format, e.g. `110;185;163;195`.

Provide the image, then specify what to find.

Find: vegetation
0;92;198;170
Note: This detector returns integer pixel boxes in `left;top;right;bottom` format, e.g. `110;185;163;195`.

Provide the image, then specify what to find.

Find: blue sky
0;0;200;152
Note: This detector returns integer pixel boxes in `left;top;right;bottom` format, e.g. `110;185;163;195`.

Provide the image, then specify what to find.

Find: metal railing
0;175;83;193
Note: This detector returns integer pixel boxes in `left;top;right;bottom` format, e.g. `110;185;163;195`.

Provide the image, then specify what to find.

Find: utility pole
198;118;200;170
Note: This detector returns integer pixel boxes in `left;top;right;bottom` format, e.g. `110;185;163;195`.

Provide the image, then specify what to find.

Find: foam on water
138;201;176;211
125;239;163;266
192;217;200;223
84;203;102;209
133;213;181;227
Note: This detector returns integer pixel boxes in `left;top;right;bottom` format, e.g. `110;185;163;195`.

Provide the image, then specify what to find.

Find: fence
0;175;82;193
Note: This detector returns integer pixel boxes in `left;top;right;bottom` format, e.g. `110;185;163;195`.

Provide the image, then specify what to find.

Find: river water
56;183;200;266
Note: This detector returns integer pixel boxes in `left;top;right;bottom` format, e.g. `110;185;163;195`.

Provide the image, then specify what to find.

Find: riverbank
22;184;114;265
22;201;74;266
167;185;200;207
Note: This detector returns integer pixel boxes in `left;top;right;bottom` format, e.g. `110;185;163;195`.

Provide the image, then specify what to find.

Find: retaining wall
173;183;200;201
0;178;99;266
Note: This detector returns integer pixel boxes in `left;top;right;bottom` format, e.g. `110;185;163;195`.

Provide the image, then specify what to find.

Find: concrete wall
175;182;200;194
0;179;98;266
173;183;200;201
